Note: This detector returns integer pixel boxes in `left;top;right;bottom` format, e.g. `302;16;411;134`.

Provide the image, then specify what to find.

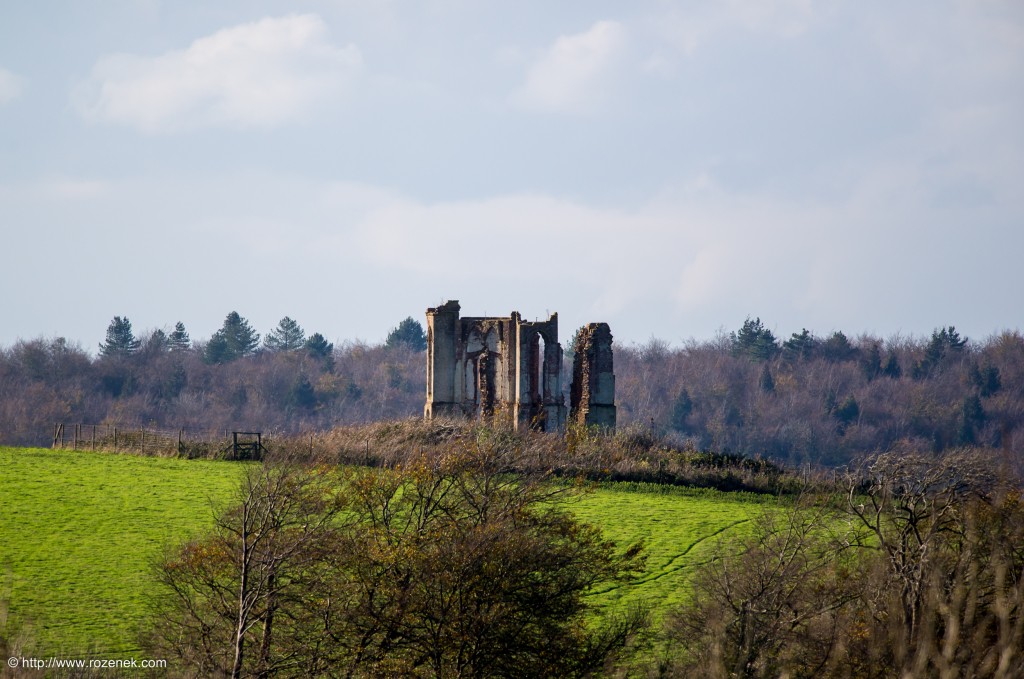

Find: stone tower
568;323;616;430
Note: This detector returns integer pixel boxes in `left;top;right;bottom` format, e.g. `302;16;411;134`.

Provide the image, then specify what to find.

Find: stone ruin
423;300;615;432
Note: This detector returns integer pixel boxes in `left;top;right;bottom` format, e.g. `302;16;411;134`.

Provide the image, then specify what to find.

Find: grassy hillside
0;447;244;655
0;447;769;657
570;486;768;614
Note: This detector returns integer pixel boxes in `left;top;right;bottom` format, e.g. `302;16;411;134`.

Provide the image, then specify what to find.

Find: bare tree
149;458;349;678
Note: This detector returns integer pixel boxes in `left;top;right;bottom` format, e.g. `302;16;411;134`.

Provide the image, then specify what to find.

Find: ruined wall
569;323;616;431
424;300;566;431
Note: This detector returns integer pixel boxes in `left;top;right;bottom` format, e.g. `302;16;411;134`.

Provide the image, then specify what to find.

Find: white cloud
0;68;26;104
511;21;625;113
72;14;362;132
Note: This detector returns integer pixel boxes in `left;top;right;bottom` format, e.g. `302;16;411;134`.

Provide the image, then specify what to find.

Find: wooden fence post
92;425;96;451
74;424;78;451
141;426;145;453
114;428;117;452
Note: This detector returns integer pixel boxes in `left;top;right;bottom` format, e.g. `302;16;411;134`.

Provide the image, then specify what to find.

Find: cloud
72;14;362;132
511;21;625;113
0;68;26;104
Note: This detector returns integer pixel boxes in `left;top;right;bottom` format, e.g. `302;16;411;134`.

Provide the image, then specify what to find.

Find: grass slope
570;486;770;616
0;447;771;656
0;447;243;656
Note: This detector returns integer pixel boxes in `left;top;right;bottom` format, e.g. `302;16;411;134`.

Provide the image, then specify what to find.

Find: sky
1;0;1021;352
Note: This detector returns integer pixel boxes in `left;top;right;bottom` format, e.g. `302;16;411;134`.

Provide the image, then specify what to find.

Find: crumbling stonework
569;323;616;430
424;301;565;431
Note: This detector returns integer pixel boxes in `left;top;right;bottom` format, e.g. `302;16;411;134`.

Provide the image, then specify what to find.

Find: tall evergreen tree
914;326;969;379
731;317;779;362
203;312;260;364
169;322;190;351
822;331;857;363
287;372;317;410
385;317;428;352
956;394;985;445
861;343;882;381
265;317;306;352
782;329;817;361
147;328;170;352
882;352;902;379
969;360;1002;397
670;388;693;431
304;333;334;359
98;316;140;359
834;395;860;429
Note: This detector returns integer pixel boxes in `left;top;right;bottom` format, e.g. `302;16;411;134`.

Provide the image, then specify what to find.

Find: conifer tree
670;388;693;431
914;326;968;379
287;372;317;409
148;328;170;352
882;352;902;379
834;395;860;430
956;394;985;445
265;317;306;352
782;329;817;361
98;316;140;359
822;331;857;363
304;333;334;359
169;322;190;351
731;317;779;362
861;343;882;381
969;360;1002;397
203;312;260;364
385;317;428;352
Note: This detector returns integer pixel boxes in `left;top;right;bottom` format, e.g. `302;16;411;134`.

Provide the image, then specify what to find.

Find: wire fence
51;423;264;459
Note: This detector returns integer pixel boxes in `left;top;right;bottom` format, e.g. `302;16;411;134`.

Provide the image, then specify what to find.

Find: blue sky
1;0;1021;350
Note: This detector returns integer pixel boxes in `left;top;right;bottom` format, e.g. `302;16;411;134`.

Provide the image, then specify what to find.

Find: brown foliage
657;449;1024;679
3;327;1023;473
146;441;650;678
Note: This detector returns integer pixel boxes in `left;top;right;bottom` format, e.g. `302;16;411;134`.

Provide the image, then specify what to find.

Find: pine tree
917;326;969;379
670;388;693;431
147;329;170;352
822;331;857;363
882;353;902;379
203;334;230;365
782;329;817;361
834;395;860;429
203;312;260;364
861;343;882;381
265;317;306;352
304;333;334;359
287;373;317;409
169;322;190;351
98;316;140;359
731;317;779;362
969;360;1002;397
385;317;428;352
956;394;985;445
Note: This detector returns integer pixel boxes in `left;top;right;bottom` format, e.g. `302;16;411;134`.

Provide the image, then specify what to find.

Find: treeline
619;319;1024;468
1;313;1022;469
0;313;427;447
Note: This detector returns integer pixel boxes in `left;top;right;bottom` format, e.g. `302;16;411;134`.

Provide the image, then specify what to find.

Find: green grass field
569;486;769;615
0;447;244;656
0;447;771;656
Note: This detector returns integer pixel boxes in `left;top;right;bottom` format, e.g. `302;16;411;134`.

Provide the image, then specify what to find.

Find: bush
147;443;650;678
